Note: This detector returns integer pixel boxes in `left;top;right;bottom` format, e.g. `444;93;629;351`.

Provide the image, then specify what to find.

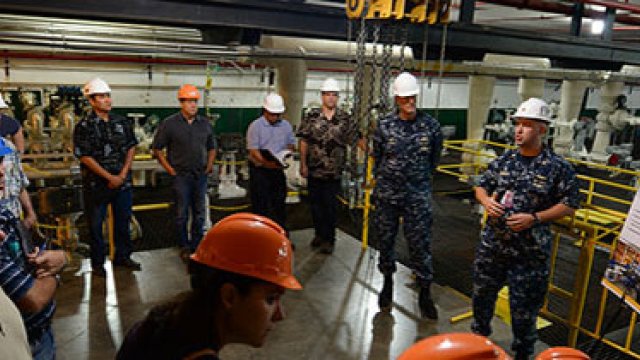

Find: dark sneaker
92;266;107;277
113;258;142;271
319;242;334;254
378;275;393;312
310;236;323;248
179;248;191;263
419;286;438;320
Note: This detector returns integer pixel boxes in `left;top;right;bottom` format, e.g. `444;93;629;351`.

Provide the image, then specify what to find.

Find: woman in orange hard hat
398;333;511;360
116;213;302;360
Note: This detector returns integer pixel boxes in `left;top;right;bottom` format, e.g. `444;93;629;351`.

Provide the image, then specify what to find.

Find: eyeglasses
396;96;416;103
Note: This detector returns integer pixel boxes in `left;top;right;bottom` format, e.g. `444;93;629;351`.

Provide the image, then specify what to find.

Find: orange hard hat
535;347;590;360
177;84;200;100
398;333;511;360
190;213;302;290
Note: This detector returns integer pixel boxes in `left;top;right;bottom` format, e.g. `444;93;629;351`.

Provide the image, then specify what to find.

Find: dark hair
118;261;266;360
188;260;263;297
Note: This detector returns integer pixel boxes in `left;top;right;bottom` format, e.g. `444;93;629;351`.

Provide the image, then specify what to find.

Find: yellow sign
346;0;449;24
346;0;366;19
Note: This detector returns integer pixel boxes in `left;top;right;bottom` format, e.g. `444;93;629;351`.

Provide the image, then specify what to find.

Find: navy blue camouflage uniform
372;111;443;287
472;147;579;357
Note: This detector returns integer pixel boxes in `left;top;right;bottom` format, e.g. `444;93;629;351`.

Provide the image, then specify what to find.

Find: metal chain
346;18;353;110
419;23;430;109
366;23;380;133
353;17;367;135
435;23;449;119
379;25;393;116
399;25;408;73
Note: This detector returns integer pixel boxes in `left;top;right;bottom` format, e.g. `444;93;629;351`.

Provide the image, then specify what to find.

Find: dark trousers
249;165;287;230
373;197;434;287
308;177;340;244
173;173;207;251
83;186;133;269
472;245;549;357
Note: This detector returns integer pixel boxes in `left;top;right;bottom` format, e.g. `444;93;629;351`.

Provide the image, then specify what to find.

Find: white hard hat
393;72;419;97
0;96;7;109
83;78;112;97
320;78;340;92
513;97;551;123
263;93;286;114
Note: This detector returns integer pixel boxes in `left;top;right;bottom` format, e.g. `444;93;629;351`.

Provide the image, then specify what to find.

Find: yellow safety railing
440;139;640;357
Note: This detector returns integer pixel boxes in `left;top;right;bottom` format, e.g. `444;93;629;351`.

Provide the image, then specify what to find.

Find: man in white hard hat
297;78;358;254
0;95;25;153
472;97;579;360
152;84;217;261
246;93;296;233
73;78;140;277
372;72;442;320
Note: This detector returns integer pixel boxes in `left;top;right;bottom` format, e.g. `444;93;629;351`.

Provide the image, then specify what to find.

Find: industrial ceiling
0;0;639;69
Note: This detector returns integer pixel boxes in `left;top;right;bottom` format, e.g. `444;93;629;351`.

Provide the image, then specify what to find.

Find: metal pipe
481;0;640;25
576;0;640;14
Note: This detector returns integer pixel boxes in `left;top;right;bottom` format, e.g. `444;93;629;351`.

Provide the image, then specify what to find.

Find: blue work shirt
246;116;296;154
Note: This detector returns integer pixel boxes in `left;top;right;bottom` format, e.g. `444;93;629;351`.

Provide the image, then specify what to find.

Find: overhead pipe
575;0;640;14
481;0;640;25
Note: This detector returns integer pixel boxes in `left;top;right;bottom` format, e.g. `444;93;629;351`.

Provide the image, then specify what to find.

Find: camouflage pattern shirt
73;111;138;190
297;108;358;180
478;147;580;260
372;111;443;203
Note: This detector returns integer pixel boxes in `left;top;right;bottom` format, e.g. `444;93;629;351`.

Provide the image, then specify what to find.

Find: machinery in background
217;151;246;199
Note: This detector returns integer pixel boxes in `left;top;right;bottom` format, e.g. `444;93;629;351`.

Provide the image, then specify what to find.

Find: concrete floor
52;228;547;359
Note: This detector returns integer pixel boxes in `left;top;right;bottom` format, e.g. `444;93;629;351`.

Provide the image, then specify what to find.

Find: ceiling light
592;20;604;35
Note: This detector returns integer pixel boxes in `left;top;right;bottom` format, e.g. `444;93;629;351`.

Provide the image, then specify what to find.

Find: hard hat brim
395;91;419;97
264;106;286;114
513;115;551;123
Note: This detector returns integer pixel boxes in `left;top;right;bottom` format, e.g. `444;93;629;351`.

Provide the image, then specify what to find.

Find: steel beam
407;23;640;68
570;2;584;36
2;0;640;67
0;0;348;39
459;0;476;24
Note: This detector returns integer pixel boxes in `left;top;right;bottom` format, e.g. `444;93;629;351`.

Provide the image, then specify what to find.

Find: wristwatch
532;212;541;225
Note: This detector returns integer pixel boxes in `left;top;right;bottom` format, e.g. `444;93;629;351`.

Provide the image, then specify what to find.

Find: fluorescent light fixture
592;19;604;35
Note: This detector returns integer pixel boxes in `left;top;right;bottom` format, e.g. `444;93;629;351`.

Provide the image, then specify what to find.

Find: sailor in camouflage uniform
73;78;140;277
472;98;579;360
372;72;443;320
298;78;358;254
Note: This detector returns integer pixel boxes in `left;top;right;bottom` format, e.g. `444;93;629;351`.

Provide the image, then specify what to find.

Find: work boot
113;258;142;271
310;236;323;248
319;242;334;254
419;286;438;320
378;275;393;312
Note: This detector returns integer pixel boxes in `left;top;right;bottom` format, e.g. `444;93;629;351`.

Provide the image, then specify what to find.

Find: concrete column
467;75;496;140
592;81;624;159
275;59;307;128
555;80;589;155
517;78;545;102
